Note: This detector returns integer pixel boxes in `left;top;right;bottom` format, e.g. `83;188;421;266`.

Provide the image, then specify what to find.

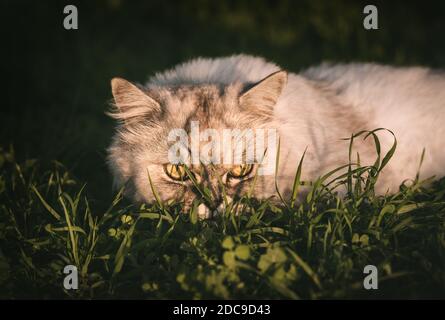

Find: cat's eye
228;164;253;179
164;164;189;181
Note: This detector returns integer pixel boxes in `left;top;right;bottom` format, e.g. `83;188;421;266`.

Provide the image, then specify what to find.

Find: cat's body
107;55;445;217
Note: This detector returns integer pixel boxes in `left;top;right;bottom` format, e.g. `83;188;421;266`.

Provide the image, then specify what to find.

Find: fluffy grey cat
107;55;445;218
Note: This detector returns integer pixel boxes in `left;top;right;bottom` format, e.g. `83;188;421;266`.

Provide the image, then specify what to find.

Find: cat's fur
107;54;445;217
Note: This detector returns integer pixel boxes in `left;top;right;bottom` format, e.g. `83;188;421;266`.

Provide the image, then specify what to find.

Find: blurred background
1;0;445;206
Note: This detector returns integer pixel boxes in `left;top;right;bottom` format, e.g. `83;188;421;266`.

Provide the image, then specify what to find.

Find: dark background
1;0;445;206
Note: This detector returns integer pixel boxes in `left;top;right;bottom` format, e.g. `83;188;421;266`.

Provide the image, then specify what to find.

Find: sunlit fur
107;55;445;217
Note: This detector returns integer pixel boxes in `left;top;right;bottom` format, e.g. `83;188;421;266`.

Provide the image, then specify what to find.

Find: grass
1;130;445;299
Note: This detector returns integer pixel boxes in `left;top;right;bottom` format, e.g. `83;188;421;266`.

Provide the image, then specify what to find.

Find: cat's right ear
108;78;161;122
239;70;287;119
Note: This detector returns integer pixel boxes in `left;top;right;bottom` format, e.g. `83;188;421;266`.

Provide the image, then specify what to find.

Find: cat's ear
239;70;287;118
108;77;161;122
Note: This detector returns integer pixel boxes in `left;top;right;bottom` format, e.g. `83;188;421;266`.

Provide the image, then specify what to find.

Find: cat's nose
200;181;222;204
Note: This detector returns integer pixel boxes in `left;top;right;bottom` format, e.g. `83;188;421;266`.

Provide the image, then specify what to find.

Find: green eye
228;164;253;178
164;164;188;181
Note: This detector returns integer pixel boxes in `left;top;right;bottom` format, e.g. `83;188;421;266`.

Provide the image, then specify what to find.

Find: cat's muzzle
196;196;234;219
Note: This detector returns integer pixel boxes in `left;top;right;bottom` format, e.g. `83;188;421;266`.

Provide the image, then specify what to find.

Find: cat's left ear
239;70;287;118
108;77;161;122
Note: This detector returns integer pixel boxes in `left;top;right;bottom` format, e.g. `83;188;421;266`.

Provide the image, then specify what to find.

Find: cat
107;54;445;218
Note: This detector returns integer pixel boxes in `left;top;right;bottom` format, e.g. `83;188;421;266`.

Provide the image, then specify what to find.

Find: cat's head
106;70;287;217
